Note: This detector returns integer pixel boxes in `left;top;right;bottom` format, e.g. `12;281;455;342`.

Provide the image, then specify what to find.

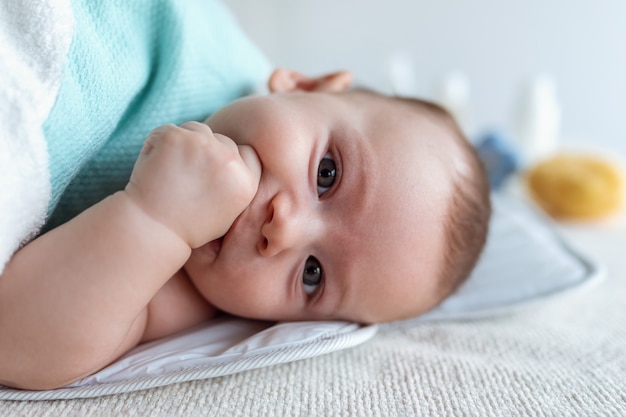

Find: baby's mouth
208;237;223;255
195;237;223;260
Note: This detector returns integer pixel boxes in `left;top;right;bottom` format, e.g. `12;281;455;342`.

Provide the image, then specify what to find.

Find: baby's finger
139;138;155;156
237;144;262;186
213;133;239;153
141;124;176;155
180;121;212;134
148;123;179;139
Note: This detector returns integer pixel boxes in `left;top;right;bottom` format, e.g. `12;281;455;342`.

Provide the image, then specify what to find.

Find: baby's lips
237;144;262;187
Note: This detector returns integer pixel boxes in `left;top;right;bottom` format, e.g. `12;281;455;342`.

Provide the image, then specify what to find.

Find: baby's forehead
323;110;457;324
346;97;457;164
344;89;453;135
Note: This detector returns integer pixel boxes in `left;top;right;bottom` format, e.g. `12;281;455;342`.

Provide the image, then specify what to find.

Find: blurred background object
526;153;625;220
225;0;626;157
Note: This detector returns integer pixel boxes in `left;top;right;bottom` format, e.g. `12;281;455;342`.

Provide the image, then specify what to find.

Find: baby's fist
125;122;261;248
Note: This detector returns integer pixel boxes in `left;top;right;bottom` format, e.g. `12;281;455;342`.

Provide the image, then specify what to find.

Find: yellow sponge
526;153;625;219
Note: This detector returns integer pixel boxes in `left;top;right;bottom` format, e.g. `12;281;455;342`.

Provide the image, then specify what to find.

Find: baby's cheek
229;279;287;319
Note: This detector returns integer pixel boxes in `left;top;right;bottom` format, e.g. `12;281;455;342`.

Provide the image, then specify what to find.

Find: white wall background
225;0;626;156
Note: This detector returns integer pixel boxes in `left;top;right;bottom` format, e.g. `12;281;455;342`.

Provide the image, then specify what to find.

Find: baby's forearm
0;191;191;390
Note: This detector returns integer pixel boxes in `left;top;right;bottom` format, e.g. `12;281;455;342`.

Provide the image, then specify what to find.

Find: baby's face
184;90;459;323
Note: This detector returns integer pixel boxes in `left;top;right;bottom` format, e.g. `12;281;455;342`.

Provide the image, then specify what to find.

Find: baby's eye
303;256;323;295
317;156;336;196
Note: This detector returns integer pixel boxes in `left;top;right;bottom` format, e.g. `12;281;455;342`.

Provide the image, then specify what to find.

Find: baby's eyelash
317;154;337;196
302;256;323;296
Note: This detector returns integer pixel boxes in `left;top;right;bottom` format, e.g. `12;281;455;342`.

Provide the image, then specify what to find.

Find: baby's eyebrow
340;128;375;217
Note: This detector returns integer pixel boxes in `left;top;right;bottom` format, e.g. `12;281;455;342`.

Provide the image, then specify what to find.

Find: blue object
475;131;520;190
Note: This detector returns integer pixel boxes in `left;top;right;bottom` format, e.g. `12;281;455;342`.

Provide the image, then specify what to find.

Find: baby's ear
268;68;352;93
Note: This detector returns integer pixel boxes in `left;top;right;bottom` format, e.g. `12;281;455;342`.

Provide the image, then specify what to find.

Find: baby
0;68;491;390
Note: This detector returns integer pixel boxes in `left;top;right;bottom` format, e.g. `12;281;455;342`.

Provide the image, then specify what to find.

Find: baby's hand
125;122;261;248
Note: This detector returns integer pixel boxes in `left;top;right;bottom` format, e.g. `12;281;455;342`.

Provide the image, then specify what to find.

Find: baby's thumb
237;144;262;189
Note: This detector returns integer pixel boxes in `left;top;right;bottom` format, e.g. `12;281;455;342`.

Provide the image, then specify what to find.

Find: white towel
0;0;73;272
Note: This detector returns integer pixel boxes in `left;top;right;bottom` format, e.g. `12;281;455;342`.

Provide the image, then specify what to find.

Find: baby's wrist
116;190;192;252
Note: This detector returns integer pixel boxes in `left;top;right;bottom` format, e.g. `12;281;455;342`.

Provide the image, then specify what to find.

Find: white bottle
513;75;561;165
387;51;418;97
436;70;471;136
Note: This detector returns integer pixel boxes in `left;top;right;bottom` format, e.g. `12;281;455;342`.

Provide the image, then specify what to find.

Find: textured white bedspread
1;224;623;416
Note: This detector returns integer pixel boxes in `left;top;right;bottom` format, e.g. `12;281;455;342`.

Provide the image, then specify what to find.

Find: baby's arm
0;122;260;390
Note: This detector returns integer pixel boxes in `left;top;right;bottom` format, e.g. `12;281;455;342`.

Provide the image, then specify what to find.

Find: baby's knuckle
150;123;175;135
180;121;201;128
155;129;182;145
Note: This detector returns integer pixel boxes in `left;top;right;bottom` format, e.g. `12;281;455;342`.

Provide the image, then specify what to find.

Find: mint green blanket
44;0;269;229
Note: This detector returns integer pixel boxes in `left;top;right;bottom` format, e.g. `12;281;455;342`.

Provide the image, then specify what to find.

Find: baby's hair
399;98;491;301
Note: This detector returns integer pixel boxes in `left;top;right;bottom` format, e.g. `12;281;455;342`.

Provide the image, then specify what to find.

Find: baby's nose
258;192;307;257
